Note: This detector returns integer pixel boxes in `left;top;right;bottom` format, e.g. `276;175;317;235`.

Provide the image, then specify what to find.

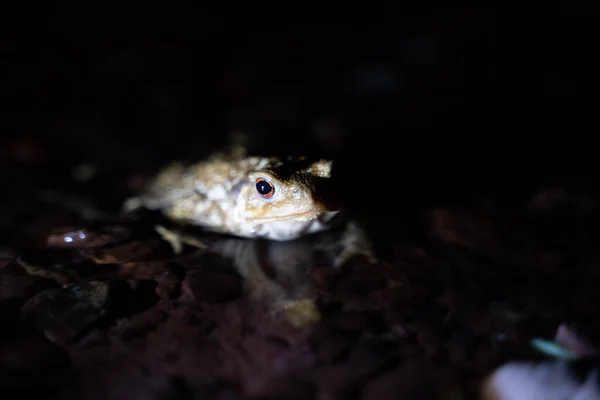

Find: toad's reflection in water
179;222;374;327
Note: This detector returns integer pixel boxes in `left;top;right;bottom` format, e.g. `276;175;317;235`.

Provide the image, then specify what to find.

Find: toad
125;146;375;326
124;146;342;241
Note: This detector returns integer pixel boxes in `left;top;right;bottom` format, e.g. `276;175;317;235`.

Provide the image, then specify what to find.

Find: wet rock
20;281;110;345
46;225;130;249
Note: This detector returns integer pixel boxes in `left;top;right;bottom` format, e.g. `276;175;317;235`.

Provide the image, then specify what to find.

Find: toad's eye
255;178;275;198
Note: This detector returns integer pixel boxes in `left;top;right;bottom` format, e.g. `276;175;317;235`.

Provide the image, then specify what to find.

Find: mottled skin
125;147;340;241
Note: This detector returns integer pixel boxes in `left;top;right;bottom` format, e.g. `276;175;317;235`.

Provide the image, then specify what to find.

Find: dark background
2;10;598;237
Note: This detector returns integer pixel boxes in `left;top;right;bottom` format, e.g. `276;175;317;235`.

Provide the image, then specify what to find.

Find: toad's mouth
245;210;339;223
245;210;319;223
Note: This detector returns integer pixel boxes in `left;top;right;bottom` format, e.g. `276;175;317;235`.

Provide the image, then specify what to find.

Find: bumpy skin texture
125;148;340;241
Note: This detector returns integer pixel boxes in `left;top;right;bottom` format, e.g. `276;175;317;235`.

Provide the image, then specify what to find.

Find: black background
2;10;598;231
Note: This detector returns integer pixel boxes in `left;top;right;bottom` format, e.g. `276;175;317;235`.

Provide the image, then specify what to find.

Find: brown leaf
82;240;157;264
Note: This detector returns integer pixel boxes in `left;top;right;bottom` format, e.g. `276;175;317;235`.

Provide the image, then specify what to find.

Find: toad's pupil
256;180;273;195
